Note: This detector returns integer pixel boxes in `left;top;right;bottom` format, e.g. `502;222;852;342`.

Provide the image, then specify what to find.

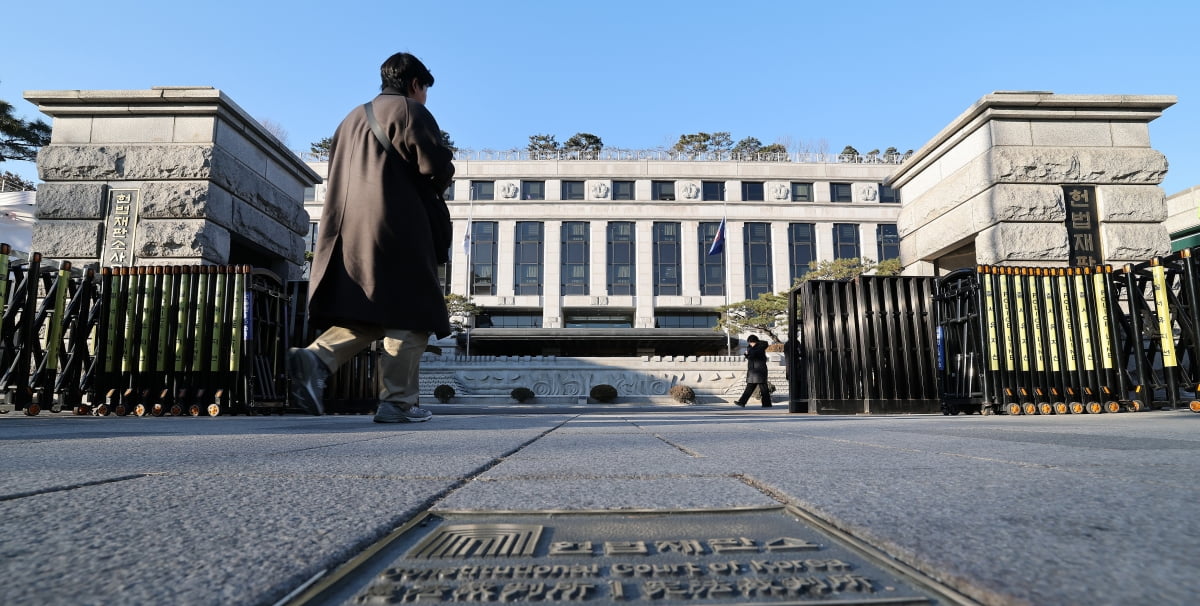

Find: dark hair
380;52;434;94
746;335;759;343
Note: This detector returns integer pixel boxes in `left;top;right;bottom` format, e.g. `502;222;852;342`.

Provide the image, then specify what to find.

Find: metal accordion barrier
0;244;290;416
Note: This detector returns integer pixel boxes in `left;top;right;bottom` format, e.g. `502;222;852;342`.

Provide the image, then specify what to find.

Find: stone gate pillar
23;86;320;278
888;92;1177;273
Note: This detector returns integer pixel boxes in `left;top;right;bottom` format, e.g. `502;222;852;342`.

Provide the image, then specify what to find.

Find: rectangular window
880;184;901;203
791;182;813;202
788;223;816;284
565;312;632;328
743;222;773;300
702;181;724;201
513;222;544;295
652;180;675;201
653;222;681;296
443;183;454;201
830;182;852;202
607;221;636;295
521;180;545;200
470;221;498;295
303;187;315;202
475;311;543;328
698;222;725;297
877;224;900;261
561;221;590;295
833;223;861;259
471;180;495;200
612;180;635;200
561;180;585;200
741;181;765;201
656;312;719;328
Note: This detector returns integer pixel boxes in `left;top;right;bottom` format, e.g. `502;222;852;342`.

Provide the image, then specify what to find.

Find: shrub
589;384;618;403
669;384;696;404
433;384;455;403
510;387;535;403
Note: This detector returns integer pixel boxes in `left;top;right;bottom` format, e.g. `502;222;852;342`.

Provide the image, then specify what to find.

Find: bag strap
363;101;400;158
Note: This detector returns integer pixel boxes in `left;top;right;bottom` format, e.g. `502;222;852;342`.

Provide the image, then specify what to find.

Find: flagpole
722;200;731;355
465;186;475;357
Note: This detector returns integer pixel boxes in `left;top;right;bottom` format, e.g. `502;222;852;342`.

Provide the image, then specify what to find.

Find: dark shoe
287;348;329;415
761;403;773;408
734;401;747;408
374;402;433;423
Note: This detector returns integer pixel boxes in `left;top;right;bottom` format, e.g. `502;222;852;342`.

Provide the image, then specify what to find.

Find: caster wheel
1189;400;1200;413
169;404;184;416
1023;402;1039;416
134;404;147;417
94;404;109;416
1038;402;1054;415
25;404;40;416
188;404;202;417
1104;401;1122;413
206;404;221;417
1069;401;1085;414
980;405;994;416
1054;402;1069;415
1007;403;1024;416
114;404;128;416
1085;401;1103;414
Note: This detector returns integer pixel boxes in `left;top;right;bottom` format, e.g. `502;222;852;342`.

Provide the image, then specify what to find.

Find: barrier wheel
94;404;109;416
114;404;128;416
1130;400;1146;412
133;404;147;417
75;405;91;416
24;404;40;416
188;404;202;417
1023;402;1039;415
206;403;221;417
1085;401;1103;414
1038;402;1054;415
1054;402;1069;415
1104;401;1122;414
1069;401;1085;414
1189;400;1200;413
1006;403;1024;416
980;405;994;416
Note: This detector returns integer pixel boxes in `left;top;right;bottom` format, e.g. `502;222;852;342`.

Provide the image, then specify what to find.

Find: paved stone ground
1;404;1197;605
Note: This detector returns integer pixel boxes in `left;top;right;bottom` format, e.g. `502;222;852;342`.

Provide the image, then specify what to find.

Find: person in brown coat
288;52;455;423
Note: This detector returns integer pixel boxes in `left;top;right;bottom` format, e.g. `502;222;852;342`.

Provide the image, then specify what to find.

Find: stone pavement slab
0;407;1197;605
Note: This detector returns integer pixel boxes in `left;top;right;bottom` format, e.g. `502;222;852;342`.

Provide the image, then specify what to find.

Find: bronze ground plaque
288;506;975;605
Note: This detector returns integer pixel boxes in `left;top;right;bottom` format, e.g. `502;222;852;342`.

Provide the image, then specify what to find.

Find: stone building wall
24;87;320;278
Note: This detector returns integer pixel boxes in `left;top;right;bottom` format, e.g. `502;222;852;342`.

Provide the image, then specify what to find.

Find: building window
612;180;634;200
513;222;543;295
702;181;724;201
470;221;498;295
877;224;900;261
562;180;585;200
833;223;861;259
437;258;452;295
607;221;636;295
656;312;719;328
653;222;681;296
471;180;494;200
521;180;545;200
652;181;675;201
303;187;316;202
788;223;816;284
830;182;853;202
743;222;773;300
443;183;454;201
791;182;813;202
561;221;589;295
880;184;901;203
475;311;543;328
698;222;725;297
741;181;764;201
565;312;632;328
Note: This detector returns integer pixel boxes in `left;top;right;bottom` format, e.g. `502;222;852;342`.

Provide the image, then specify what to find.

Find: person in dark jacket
734;335;772;408
288;52;455;423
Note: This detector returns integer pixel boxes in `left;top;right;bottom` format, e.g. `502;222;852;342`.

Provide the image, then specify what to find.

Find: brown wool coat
308;90;455;338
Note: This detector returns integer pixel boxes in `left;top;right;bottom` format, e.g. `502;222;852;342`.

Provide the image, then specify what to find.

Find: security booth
788;276;940;414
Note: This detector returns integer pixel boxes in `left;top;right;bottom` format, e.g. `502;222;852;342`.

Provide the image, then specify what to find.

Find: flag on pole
707;218;726;256
463;221;472;256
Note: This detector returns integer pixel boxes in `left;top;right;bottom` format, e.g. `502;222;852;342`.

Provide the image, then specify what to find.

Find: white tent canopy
0;191;35;254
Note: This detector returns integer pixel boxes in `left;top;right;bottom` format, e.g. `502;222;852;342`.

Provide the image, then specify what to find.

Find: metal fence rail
0;246;289;416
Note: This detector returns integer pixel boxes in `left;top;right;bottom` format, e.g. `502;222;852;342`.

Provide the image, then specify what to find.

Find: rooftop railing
298;149;911;165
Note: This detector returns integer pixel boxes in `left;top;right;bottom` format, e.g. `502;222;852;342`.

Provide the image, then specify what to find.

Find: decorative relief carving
500;182;519;199
856;183;877;202
591;182;610;199
771;184;790;201
680;182;700;200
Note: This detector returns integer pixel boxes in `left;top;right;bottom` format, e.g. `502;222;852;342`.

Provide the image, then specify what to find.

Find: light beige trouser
305;324;430;405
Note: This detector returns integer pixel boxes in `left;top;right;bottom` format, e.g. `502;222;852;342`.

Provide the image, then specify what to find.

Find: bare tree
257;118;290;147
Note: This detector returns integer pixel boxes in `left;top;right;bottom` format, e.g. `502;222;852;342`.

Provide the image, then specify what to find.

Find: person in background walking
287;51;455;423
734;335;772;408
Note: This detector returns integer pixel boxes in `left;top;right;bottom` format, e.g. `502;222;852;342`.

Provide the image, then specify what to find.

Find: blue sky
3;0;1198;194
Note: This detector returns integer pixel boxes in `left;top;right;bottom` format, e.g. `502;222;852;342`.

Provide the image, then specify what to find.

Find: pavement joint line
651;432;706;457
273;414;579;605
732;474;984;606
0;473;152;502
